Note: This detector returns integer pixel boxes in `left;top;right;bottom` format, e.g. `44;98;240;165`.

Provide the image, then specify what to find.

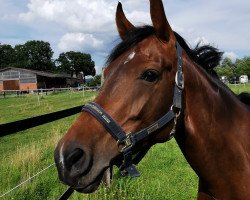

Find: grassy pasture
0;84;249;199
228;83;250;94
0;91;96;199
0;90;93;124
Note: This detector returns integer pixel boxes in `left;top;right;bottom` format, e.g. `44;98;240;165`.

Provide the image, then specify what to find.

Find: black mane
106;25;250;106
174;32;223;79
238;92;250;107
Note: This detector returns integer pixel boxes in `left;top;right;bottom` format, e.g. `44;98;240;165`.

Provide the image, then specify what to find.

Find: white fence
0;86;100;98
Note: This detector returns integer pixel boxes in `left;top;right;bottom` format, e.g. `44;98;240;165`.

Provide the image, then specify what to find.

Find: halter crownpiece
82;41;184;177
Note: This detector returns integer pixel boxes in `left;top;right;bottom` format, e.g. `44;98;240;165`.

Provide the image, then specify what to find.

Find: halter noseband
82;42;183;177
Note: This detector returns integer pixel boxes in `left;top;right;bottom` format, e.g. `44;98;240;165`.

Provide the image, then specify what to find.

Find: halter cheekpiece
82;42;184;177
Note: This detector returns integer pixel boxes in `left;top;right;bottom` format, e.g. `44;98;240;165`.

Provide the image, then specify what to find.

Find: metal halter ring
170;105;181;117
175;71;184;89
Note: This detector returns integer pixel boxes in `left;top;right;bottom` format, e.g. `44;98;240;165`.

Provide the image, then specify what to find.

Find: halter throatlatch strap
81;41;183;177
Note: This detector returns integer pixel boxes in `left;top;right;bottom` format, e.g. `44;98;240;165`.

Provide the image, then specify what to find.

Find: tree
13;40;55;71
56;51;95;78
0;44;15;69
215;56;250;81
215;66;234;78
221;57;234;68
235;57;250;77
215;57;236;79
13;44;28;68
88;75;101;86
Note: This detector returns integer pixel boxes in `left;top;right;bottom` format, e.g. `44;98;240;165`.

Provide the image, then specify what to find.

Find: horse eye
140;70;160;82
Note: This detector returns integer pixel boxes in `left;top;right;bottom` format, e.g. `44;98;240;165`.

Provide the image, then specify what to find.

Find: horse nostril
65;148;84;170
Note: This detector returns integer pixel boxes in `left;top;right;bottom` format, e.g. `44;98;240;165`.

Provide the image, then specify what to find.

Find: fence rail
0;105;83;137
0;86;100;98
0;104;84;198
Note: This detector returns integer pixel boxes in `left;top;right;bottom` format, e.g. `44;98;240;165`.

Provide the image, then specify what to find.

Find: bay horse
54;0;250;199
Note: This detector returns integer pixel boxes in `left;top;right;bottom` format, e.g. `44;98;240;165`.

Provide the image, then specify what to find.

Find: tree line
2;40;249;83
0;40;96;78
215;57;250;80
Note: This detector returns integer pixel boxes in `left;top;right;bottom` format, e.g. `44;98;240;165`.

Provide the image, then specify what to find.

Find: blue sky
1;0;250;74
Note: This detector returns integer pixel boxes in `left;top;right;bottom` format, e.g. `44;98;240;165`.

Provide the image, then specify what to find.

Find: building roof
0;67;80;80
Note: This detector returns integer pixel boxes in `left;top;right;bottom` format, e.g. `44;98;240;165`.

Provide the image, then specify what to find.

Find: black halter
82;42;184;177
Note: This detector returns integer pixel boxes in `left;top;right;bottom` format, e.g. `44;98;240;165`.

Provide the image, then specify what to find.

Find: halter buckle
118;133;134;153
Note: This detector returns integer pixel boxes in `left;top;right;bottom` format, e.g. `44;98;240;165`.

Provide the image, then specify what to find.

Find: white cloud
166;0;250;52
194;36;210;46
127;11;150;25
1;0;250;72
19;0;115;33
223;52;238;62
58;33;103;52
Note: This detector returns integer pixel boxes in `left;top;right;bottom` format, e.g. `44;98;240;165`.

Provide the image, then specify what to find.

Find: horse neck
175;53;250;194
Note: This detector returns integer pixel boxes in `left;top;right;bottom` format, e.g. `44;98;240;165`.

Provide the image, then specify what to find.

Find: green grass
66;140;198;200
0;118;75;200
0;84;249;200
0;91;96;199
228;83;250;94
0;90;95;124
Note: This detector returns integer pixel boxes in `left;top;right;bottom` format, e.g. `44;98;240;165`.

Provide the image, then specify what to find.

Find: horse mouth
74;167;108;193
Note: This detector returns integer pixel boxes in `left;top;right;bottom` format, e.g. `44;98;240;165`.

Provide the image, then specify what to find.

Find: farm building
0;67;82;91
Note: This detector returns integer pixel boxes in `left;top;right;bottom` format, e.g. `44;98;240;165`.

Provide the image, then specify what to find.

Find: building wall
0;83;37;91
3;80;20;90
0;69;37;91
19;83;37;90
0;68;80;90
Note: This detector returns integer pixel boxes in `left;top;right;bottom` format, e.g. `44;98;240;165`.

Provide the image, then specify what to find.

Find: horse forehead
104;37;167;76
136;37;169;59
124;51;136;64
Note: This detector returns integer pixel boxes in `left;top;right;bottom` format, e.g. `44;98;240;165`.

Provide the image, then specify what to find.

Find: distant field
0;84;249;200
228;83;250;94
0;90;96;124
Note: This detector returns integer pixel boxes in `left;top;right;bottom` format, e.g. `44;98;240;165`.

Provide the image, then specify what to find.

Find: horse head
54;0;182;193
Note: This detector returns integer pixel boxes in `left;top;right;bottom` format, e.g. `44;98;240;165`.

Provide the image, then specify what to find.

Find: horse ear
149;0;174;42
116;2;135;40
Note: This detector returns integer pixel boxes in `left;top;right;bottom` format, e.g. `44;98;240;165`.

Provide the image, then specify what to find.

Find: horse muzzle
54;141;92;188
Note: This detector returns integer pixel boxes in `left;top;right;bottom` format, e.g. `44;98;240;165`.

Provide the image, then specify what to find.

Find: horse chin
76;183;100;193
74;167;110;194
75;179;101;193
